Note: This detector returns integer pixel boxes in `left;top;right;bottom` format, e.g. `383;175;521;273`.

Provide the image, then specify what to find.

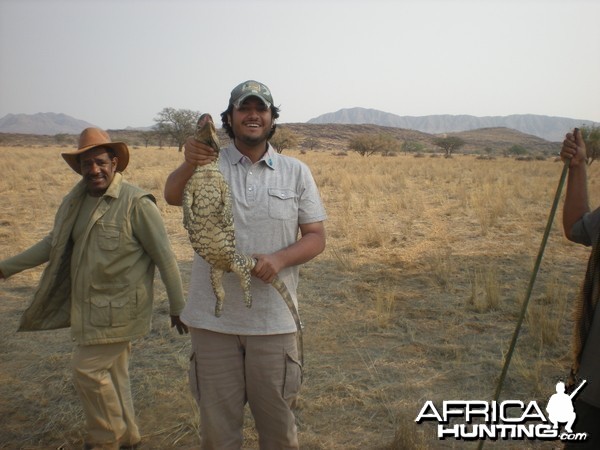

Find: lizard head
195;113;220;153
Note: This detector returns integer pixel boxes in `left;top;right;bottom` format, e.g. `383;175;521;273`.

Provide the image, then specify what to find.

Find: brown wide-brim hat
61;127;129;174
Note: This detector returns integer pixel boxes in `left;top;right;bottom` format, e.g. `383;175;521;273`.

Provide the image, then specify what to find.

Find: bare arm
561;128;590;241
253;221;326;283
164;137;216;206
164;161;196;206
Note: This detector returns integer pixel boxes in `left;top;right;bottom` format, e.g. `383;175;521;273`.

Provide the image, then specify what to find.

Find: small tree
580;125;600;165
349;133;400;157
270;127;299;154
154;107;200;152
302;137;319;151
508;144;528;156
433;136;466;157
140;130;158;148
401;140;425;154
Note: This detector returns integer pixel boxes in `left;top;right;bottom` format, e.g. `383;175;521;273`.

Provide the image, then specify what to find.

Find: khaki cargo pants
189;328;302;450
72;341;141;449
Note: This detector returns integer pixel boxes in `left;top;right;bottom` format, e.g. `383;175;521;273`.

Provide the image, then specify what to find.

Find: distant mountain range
0;113;97;135
308;108;599;142
2;110;598;142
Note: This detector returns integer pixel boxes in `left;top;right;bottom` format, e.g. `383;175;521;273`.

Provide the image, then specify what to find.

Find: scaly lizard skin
182;114;253;317
181;114;303;364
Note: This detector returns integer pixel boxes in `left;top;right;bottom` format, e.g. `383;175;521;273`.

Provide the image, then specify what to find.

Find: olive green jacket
0;173;185;345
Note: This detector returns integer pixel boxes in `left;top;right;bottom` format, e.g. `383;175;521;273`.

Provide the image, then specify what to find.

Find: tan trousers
72;341;141;449
189;328;302;450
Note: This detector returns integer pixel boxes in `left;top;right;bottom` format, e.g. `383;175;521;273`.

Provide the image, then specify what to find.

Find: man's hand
251;254;283;284
184;137;217;167
170;316;189;335
561;128;588;168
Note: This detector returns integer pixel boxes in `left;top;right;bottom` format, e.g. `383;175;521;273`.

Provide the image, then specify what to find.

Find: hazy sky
1;0;599;130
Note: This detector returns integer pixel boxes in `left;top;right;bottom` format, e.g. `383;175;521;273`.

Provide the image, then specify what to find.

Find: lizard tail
272;276;304;368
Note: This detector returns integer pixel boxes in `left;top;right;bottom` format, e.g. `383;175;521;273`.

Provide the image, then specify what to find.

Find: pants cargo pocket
283;352;302;408
188;352;201;407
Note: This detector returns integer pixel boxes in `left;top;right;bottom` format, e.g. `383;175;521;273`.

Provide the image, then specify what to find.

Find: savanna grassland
0;143;598;450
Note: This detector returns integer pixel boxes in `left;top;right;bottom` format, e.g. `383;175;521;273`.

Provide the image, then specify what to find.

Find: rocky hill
3;110;597;144
308;108;598;142
280;123;559;156
0;122;559;157
0;112;96;135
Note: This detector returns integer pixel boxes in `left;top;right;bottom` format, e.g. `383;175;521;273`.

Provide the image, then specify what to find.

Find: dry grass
0;145;598;449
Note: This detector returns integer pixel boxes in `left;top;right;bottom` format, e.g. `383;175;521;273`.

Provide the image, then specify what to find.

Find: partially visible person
561;128;600;449
164;80;327;449
0;128;188;450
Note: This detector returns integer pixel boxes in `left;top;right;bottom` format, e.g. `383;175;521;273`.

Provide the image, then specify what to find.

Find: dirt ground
0;145;598;449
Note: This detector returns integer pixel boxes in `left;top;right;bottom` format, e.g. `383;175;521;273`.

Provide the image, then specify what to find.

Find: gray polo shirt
181;143;327;335
570;208;600;406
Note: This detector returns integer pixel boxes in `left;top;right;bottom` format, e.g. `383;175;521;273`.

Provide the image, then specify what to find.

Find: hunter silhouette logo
546;380;586;434
415;379;589;442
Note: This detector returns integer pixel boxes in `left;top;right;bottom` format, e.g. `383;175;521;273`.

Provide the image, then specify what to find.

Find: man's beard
236;129;270;147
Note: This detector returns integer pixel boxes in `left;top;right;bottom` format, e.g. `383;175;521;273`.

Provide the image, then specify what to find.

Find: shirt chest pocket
268;188;298;220
97;223;121;251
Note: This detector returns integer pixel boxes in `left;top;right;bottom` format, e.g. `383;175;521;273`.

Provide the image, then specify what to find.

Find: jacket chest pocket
89;283;134;327
268;188;298;220
97;224;121;251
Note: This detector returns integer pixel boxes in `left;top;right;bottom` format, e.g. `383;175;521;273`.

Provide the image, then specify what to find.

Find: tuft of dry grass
0;146;598;449
526;276;570;351
467;265;501;312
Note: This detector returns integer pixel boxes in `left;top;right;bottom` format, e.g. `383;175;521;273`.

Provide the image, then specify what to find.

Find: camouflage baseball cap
229;80;274;108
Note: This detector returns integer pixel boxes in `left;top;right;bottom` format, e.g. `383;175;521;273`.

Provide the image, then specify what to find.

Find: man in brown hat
0;128;188;450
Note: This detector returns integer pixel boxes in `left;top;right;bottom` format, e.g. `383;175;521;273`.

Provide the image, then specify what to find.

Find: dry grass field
0;143;598;449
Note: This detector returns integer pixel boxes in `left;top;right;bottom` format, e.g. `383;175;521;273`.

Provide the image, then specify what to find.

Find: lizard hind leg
230;254;256;308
